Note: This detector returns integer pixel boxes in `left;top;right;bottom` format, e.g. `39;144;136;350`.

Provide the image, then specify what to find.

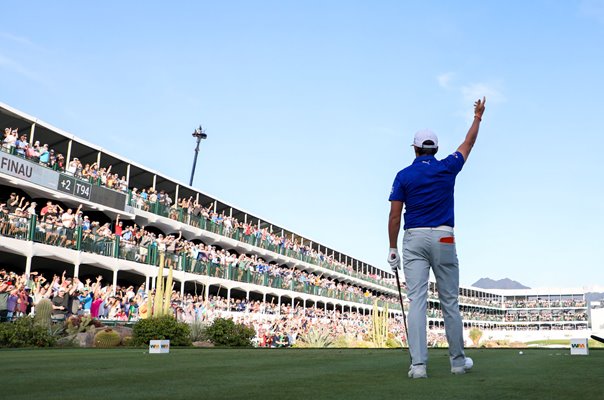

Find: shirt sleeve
388;174;405;202
442;151;465;174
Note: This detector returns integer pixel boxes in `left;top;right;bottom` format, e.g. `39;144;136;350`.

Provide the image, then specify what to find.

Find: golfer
387;97;486;379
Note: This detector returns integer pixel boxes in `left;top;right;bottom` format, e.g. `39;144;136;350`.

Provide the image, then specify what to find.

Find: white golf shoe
451;357;473;375
408;364;428;379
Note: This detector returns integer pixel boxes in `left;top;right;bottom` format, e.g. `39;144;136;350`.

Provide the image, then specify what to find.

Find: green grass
526;339;604;348
1;348;602;400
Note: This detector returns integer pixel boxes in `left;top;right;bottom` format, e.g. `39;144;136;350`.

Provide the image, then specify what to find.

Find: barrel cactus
34;299;53;329
94;328;121;348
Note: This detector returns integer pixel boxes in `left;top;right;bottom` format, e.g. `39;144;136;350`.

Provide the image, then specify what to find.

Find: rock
75;332;96;348
56;335;77;347
192;341;214;348
110;325;134;341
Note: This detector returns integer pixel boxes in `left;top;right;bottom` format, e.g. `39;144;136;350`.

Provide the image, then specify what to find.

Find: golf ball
519;351;523;355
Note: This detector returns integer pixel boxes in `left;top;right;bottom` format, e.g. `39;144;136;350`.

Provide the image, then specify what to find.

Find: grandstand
0;102;591;343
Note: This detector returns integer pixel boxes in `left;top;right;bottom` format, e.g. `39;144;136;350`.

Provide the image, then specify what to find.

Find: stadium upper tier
0;103;394;286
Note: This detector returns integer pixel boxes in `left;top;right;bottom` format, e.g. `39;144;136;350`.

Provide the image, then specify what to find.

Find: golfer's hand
474;96;486;119
387;248;401;272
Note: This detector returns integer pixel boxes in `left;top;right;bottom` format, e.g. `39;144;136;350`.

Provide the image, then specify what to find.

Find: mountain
586;292;604;303
471;278;530;290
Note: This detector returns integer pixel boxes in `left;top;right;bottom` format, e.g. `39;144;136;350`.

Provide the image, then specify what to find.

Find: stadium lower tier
0;229;590;332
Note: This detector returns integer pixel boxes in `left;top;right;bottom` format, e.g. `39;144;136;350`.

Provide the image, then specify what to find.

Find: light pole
189;125;207;186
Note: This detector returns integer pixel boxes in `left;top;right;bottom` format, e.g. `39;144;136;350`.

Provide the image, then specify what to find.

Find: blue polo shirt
389;151;465;229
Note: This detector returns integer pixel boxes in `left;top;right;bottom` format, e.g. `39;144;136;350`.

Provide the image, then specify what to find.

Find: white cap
412;129;438;149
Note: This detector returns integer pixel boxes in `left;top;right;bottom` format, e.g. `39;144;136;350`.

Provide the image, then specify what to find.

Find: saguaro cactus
371;301;389;348
34;298;53;329
163;263;174;316
152;252;165;316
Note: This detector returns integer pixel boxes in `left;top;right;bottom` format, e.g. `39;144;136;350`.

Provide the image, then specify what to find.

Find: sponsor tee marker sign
570;338;588;356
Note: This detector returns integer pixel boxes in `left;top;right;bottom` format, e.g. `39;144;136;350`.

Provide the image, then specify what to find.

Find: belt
405;225;454;233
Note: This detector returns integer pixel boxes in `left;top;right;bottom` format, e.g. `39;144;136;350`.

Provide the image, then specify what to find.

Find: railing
127;192;397;291
1;213;400;311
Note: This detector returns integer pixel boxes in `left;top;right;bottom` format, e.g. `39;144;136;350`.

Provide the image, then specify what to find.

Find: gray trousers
402;228;466;368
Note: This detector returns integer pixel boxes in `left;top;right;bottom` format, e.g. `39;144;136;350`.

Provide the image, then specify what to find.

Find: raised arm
457;97;486;161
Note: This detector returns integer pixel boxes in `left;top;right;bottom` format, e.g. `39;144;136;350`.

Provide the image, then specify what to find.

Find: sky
1;1;604;290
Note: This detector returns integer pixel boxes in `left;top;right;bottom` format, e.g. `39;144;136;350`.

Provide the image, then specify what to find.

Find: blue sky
2;1;604;289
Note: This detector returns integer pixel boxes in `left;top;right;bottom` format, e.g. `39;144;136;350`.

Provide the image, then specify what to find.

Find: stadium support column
29;123;36;145
227;287;231;306
126;164;131;188
24;255;32;277
66;140;72;166
112;270;118;294
145;276;150;292
73;262;80;278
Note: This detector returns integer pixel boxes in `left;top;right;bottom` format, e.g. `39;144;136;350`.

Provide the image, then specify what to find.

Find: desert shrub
332;335;351;348
132;316;192;346
469;328;483;346
349;340;375;348
204;318;255;347
65;315;103;335
189;320;210;342
386;337;402;348
296;328;333;348
0;317;56;348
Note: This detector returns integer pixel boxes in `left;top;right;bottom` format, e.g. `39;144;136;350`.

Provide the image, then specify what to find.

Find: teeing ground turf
2;348;602;400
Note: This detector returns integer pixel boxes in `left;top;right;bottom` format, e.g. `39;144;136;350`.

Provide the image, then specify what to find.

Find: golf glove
387;248;401;272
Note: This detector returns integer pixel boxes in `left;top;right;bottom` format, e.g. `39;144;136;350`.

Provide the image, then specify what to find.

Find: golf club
394;268;411;363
